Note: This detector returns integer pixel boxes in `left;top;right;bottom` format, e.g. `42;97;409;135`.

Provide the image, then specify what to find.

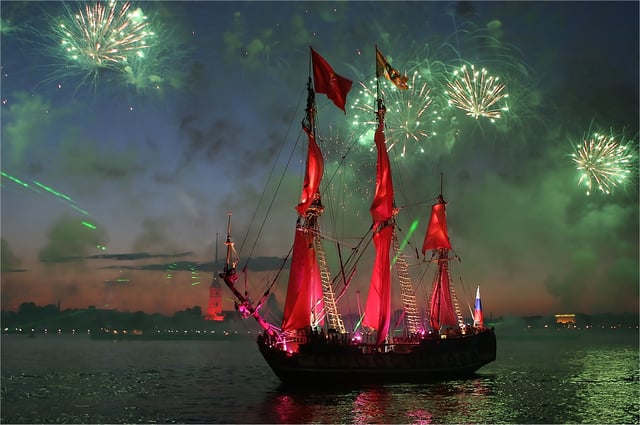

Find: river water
1;329;638;424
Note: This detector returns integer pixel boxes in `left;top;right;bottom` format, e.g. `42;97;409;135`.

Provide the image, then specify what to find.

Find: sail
423;194;458;331
422;195;451;253
282;228;324;332
428;255;458;331
216;46;499;385
363;225;393;344
296;126;324;215
369;119;395;223
363;116;394;345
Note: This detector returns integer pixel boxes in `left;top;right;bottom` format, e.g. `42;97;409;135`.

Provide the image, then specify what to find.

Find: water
2;330;638;424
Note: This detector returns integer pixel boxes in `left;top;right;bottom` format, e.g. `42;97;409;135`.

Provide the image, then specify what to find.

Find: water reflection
352;387;392;424
568;346;640;424
262;377;496;424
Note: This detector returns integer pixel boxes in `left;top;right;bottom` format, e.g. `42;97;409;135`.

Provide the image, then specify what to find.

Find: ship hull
258;328;496;386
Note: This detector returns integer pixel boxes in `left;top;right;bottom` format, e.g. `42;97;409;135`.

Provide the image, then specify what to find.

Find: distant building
555;313;576;326
205;277;224;321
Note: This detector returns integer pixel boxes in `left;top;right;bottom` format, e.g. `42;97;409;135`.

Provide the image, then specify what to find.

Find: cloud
87;251;193;261
38;216;107;264
96;255;284;273
2;92;59;168
132;217;174;253
1;238;25;272
58;126;140;182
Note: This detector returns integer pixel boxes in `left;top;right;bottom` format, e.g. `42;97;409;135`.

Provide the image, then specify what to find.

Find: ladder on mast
447;266;465;328
314;235;346;334
392;229;421;334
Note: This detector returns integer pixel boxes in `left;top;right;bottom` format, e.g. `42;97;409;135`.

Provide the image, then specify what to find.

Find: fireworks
446;64;509;121
58;1;152;69
350;71;442;157
572;132;637;195
45;0;162;90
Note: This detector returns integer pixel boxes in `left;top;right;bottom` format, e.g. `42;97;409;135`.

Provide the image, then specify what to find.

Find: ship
219;46;496;386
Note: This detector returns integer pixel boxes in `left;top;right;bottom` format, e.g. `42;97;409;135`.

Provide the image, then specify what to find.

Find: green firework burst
572;131;637;195
446;64;509;122
349;72;443;158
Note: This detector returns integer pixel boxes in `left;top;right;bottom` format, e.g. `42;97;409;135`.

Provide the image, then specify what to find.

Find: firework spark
50;1;155;83
350;71;442;157
572;132;636;195
446;64;508;121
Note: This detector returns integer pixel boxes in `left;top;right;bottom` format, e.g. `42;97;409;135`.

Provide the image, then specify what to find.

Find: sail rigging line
220;215;279;336
331;217;376;279
253;243;295;311
456;275;477;323
307;226;363;252
385;149;422;259
316;114;379;246
303;210;376;300
414;251;434;293
236;85;308;267
332;232;374;304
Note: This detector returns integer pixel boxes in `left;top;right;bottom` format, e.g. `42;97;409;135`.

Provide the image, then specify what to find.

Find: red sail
282;228;323;333
362;225;393;345
429;253;458;331
369;120;394;224
422;196;451;254
363;119;394;345
296;128;324;215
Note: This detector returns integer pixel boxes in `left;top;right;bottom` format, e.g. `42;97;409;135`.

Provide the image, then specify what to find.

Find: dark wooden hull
258;328;496;386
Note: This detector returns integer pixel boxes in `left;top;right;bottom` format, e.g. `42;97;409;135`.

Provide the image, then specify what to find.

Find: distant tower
205;277;224;321
205;232;224;321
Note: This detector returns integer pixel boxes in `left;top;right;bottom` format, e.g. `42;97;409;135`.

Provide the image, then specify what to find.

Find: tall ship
219;46;496;386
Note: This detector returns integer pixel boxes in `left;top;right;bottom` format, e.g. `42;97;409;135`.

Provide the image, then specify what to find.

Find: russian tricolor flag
473;285;484;327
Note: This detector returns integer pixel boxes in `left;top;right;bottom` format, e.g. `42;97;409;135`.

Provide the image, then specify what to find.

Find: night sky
1;1;638;317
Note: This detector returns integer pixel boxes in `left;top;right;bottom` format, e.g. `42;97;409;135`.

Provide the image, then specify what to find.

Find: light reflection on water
264;378;496;424
1;330;638;424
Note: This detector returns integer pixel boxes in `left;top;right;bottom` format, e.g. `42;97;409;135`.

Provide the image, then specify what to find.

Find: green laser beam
392;218;419;265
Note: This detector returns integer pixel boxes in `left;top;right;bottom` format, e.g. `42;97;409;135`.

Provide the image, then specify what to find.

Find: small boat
219;46;496;386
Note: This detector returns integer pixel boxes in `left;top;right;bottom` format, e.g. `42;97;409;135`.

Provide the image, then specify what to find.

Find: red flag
311;47;353;113
376;47;408;90
296;126;324;215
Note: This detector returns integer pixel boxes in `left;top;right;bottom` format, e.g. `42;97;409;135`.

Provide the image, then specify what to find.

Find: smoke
1;238;23;272
58;127;140;182
38;216;107;264
2;92;57;170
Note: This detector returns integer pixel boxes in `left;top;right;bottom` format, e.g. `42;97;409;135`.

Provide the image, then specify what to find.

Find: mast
282;49;345;335
219;213;276;335
362;45;413;345
422;175;463;332
362;93;396;346
302;77;345;334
